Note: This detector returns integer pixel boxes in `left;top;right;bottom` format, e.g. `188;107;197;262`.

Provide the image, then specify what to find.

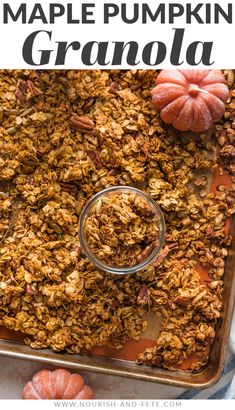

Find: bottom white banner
0;400;233;409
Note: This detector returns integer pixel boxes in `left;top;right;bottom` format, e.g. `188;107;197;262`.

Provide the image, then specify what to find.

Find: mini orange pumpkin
151;70;229;133
22;369;94;400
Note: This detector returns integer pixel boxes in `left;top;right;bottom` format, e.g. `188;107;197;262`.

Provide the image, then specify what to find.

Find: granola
0;69;234;372
83;189;160;267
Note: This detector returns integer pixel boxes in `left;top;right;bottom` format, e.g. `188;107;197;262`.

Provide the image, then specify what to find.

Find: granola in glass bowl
79;186;165;273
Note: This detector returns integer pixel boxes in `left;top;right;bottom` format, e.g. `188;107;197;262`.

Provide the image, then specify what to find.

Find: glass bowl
79;186;165;275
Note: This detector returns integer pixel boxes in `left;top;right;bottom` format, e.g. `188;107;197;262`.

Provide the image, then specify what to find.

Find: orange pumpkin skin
151;70;229;133
22;369;94;400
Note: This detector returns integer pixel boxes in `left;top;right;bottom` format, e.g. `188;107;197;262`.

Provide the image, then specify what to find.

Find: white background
0;0;234;68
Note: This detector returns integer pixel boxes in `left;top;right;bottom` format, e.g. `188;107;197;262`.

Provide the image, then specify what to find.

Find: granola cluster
83;190;160;268
0;69;234;372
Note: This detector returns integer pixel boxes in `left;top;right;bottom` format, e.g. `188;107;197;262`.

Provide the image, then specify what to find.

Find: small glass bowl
79;186;165;275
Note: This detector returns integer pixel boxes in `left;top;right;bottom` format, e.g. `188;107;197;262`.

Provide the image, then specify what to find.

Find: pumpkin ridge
192;96;212;132
75;385;94;399
156;70;186;86
200;92;225;122
31;380;43;399
202;83;229;101
200;70;226;86
32;370;54;399
200;70;214;85
178;69;205;84
62;374;74;399
191;101;195;130
48;370;55;399
200;92;220;120
173;95;190;123
161;95;189;124
60;377;69;400
55;370;71;399
151;83;186;110
173;98;194;131
22;381;42;399
62;374;84;399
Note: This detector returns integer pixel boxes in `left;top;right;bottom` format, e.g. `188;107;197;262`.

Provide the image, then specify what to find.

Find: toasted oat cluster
0;69;234;372
84;190;160;267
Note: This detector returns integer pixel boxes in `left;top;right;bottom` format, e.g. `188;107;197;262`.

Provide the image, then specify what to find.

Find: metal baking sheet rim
0;335;231;389
0;223;234;389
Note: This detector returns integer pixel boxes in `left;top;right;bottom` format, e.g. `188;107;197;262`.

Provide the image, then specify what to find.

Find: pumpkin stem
188;84;209;97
